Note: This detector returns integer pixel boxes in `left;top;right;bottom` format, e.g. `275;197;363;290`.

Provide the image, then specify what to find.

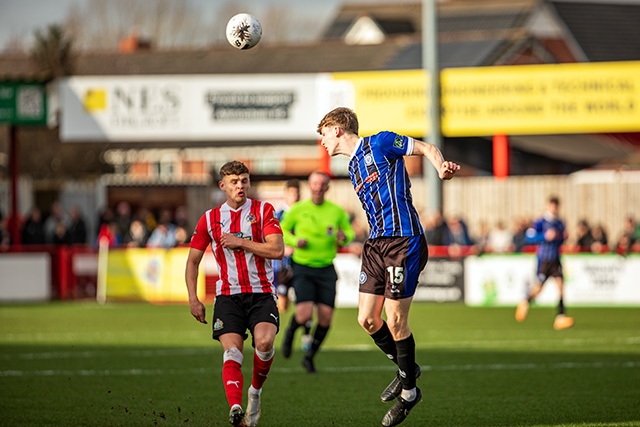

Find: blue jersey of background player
516;196;574;330
527;206;566;262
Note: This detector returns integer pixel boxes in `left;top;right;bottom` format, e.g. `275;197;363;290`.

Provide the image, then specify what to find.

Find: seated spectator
590;224;609;253
487;220;514;253
575;219;594;252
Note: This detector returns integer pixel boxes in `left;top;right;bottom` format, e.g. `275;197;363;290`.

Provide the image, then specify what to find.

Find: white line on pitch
1;361;639;377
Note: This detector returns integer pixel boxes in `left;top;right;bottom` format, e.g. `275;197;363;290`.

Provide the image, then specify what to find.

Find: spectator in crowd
511;217;530;253
123;219;149;247
134;206;157;235
487;220;514;253
67;206;88;245
146;208;176;248
51;220;69;245
424;210;448;246
114;201;133;242
616;216;640;255
21;208;46;245
96;221;120;248
575;219;594;252
473;221;491;254
174;225;189;246
96;206;115;238
590;224;609;253
44;201;67;244
444;215;473;257
0;211;10;249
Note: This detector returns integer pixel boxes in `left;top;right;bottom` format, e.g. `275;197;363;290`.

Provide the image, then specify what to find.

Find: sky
0;0;413;49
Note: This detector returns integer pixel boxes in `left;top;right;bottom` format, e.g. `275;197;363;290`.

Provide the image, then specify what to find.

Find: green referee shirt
280;199;355;268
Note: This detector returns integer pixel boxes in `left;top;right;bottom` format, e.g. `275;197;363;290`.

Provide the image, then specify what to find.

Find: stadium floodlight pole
423;0;443;214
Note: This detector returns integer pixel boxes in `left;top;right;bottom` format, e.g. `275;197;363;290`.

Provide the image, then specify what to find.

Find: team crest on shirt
359;271;367;284
246;214;257;224
364;154;373;165
214;318;224;331
394;135;405;149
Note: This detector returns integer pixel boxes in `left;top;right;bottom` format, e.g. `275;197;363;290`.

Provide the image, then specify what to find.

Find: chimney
119;31;152;53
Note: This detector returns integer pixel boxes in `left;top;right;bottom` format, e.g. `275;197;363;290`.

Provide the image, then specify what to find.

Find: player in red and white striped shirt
186;161;284;427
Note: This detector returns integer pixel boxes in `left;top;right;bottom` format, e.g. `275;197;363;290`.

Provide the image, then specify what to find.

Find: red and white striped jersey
190;198;282;296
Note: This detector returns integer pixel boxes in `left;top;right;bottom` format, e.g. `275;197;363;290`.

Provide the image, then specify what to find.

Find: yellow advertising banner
331;61;640;137
441;61;640;136
331;70;429;136
105;247;205;303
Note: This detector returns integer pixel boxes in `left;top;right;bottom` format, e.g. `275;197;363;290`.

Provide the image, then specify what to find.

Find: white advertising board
0;253;51;301
465;254;640;306
60;74;353;142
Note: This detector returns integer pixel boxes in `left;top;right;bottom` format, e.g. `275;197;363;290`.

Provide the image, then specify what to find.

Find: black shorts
359;235;428;299
536;259;563;283
212;293;280;345
292;262;338;308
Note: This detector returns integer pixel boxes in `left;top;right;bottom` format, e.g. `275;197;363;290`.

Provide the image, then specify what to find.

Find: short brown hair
317;107;359;136
220;161;249;178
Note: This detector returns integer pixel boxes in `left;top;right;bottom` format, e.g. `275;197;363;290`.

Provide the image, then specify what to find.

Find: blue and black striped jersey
348;131;424;239
528;214;566;261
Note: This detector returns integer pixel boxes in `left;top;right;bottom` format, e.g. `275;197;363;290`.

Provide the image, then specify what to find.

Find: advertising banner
105;247;205;302
442;61;640;136
465;254;640;307
60;74;351;142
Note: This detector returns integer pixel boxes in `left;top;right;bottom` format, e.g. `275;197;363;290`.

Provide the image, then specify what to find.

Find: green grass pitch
1;302;639;426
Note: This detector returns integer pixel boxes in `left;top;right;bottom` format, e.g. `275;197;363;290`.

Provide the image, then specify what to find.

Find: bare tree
31;25;74;77
64;0;211;51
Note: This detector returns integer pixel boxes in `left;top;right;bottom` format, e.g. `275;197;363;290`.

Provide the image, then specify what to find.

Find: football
226;13;262;50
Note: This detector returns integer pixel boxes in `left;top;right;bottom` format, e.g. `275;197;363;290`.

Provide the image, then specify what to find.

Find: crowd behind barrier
1;198;639;301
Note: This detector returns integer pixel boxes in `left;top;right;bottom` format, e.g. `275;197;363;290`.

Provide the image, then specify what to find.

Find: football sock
400;388;417;402
396;334;417;390
558;297;565;315
288;316;302;332
252;348;274;390
307;325;329;358
371;321;398;365
304;320;313;335
222;347;244;408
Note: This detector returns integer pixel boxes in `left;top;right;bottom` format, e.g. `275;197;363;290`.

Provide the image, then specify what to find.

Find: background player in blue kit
515;196;575;330
317;107;460;427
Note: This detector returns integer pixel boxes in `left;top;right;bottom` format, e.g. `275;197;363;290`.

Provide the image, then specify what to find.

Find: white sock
248;385;261;396
401;388;417;402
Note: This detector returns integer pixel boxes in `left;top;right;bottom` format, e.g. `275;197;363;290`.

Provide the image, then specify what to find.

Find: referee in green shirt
280;170;355;373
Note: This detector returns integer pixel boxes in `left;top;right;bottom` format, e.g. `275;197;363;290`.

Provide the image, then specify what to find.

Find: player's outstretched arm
412;139;461;180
